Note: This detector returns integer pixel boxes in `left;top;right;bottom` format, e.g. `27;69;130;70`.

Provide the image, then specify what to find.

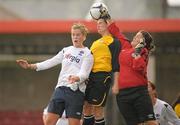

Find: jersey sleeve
36;49;64;71
162;103;180;125
108;22;131;49
77;51;94;83
109;38;121;72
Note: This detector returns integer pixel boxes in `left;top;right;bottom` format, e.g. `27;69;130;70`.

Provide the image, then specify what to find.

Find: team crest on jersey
65;54;80;63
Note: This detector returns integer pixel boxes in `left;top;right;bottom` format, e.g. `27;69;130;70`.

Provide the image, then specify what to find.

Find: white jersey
154;98;180;125
36;46;93;93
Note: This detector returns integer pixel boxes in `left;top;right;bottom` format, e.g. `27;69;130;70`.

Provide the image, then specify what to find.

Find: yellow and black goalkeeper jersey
90;35;121;73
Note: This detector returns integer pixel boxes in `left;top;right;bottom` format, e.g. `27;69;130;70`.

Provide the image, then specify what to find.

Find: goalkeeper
102;12;158;125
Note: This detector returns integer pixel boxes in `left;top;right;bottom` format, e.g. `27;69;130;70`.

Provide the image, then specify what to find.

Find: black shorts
116;86;156;125
47;86;84;119
85;72;111;107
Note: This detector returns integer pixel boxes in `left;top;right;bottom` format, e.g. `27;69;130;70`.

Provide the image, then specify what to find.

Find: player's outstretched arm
16;59;37;70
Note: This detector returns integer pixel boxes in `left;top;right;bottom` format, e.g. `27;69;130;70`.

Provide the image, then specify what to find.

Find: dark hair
140;30;155;52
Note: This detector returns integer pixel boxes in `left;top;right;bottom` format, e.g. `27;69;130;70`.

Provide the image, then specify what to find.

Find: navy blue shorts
47;86;84;119
116;86;156;125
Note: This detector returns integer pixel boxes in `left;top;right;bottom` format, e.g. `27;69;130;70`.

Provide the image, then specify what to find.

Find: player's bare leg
83;101;94;115
94;106;104;119
68;118;81;125
94;106;105;125
83;101;95;125
44;112;59;125
43;114;47;124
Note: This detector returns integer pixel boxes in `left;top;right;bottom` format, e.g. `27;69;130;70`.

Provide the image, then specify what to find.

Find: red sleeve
132;49;148;71
108;22;131;49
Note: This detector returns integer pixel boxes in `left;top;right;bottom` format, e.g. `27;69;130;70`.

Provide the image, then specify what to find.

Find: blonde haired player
16;23;94;125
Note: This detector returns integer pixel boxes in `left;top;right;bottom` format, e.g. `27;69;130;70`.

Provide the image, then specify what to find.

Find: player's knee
83;102;94;115
44;119;54;125
42;114;47;124
94;107;104;119
44;116;58;125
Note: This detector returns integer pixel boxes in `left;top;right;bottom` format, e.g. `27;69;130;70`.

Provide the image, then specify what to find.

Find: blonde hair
71;23;89;37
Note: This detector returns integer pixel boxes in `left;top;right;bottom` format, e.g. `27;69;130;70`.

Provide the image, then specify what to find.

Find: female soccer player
148;81;180;125
83;18;120;125
105;18;158;125
16;23;94;125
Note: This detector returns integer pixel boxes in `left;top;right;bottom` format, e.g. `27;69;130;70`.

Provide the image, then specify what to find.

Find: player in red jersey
101;12;157;125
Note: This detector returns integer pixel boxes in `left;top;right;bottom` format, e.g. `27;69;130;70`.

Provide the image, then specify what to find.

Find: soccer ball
90;2;108;20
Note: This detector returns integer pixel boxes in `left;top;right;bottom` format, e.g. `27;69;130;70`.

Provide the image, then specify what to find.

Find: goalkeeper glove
100;11;111;20
133;38;146;56
101;13;111;20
